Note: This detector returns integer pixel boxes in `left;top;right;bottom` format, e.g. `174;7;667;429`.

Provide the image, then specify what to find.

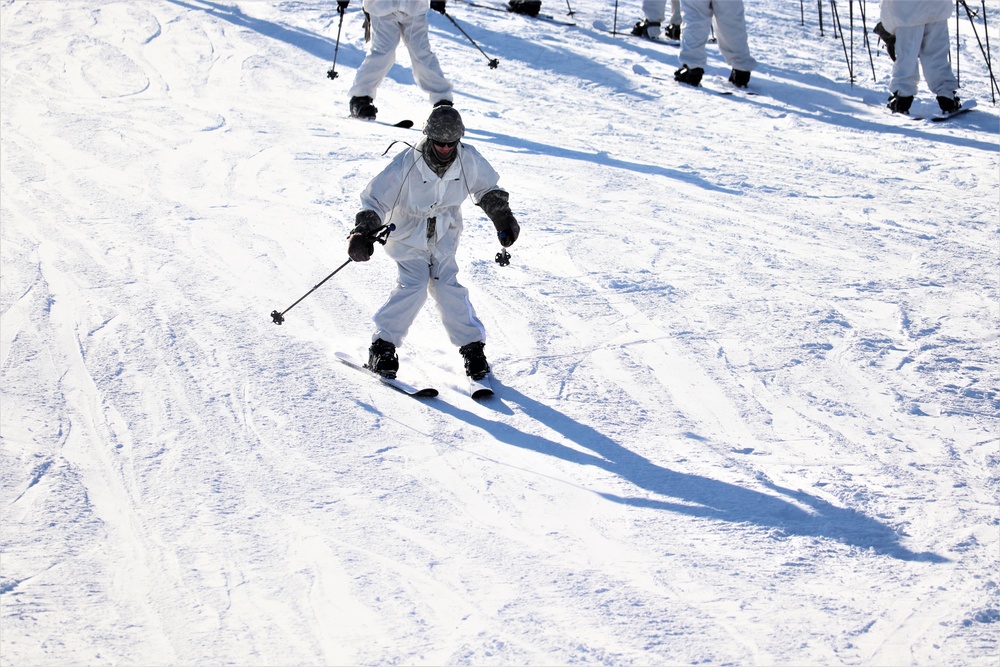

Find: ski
335;352;438;398
351;116;415;129
705;75;759;97
455;0;576;26
469;374;495;399
862;96;977;122
632;64;747;96
928;99;977;122
593;20;679;45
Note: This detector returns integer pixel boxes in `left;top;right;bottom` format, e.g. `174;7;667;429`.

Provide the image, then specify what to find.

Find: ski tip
414;388;439;398
472;388;494;399
394;120;415;128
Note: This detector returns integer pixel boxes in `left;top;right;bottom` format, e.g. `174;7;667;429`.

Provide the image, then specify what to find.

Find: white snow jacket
879;0;953;33
359;140;503;260
362;0;430;18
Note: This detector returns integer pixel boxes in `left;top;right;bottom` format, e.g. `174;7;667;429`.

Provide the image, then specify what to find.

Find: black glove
497;217;519;247
348;209;382;261
873;22;896;62
479;189;519;247
337;0;349;9
508;0;541;16
348;233;374;261
430;0;446;13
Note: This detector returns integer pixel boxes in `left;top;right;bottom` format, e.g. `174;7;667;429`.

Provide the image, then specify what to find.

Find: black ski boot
936;94;961;113
366;338;399;378
887;92;913;114
664;23;681;40
631;19;661;39
350;95;378;119
729;69;751;88
459;342;491;380
508;0;541;16
674;65;704;86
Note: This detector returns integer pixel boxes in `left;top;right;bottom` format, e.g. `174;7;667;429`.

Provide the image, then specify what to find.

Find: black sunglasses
432;139;459;148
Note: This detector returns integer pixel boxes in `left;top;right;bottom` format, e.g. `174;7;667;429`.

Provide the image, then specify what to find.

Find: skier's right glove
348;210;382;262
430;0;446;13
337;0;349;11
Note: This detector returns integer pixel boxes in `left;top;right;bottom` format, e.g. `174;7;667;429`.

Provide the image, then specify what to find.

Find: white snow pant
348;11;453;103
642;0;681;25
372;251;485;348
678;0;756;71
890;20;957;98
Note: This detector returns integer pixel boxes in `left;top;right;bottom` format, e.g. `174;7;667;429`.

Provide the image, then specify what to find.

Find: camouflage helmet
422;106;465;143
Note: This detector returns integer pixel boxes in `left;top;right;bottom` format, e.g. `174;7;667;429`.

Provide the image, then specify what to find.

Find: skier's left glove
337;0;350;11
495;215;519;247
430;0;446;13
479;189;520;247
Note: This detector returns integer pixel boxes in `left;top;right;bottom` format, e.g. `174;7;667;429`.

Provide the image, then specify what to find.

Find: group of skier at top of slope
331;0;964;386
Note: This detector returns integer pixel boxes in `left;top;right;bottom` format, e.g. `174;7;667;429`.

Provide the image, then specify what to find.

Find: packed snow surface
2;0;998;664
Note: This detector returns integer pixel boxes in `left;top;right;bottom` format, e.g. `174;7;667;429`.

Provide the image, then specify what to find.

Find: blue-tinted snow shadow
464;128;742;193
166;0;376;73
431;386;947;563
619;29;998;152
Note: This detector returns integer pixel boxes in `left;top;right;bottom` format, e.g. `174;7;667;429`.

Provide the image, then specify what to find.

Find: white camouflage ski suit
879;0;957;98
360;140;503;347
678;0;756;72
348;0;453;104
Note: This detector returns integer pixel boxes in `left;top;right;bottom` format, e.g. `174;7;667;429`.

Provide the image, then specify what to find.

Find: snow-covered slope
2;0;997;663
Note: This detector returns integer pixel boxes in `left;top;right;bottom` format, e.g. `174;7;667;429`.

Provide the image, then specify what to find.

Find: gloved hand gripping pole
270;224;394;325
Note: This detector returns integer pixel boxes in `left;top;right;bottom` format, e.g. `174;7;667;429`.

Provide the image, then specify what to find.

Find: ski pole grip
370;223;395;245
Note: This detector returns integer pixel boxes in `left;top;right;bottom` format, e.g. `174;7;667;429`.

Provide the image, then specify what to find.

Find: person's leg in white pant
399;12;453;103
919;19;957;98
349;13;402;100
427;252;486;347
678;0;713;70
712;0;756;72
372;256;431;346
889;23;924;97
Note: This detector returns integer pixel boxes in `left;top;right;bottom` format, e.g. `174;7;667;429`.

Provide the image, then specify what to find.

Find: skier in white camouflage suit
674;0;756;88
877;0;960;114
344;0;454;120
347;106;520;381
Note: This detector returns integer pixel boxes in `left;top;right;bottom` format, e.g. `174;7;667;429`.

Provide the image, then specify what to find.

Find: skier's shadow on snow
435;385;947;563
465;129;742;194
165;0;370;71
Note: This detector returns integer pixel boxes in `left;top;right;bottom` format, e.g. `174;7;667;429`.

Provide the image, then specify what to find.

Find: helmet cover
423;106;465;143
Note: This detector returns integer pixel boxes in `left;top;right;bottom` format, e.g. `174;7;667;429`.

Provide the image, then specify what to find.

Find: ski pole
564;0;575;17
441;11;500;69
270;224;394;325
959;0;999;101
327;2;348;80
857;0;877;82
982;0;998;102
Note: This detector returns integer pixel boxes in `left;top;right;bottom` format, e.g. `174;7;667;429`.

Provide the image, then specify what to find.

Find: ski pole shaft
442;12;499;69
327;5;346;80
270;224;394;325
271;259;351;324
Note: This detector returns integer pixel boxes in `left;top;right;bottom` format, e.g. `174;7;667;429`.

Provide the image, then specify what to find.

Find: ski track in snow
2;0;998;664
